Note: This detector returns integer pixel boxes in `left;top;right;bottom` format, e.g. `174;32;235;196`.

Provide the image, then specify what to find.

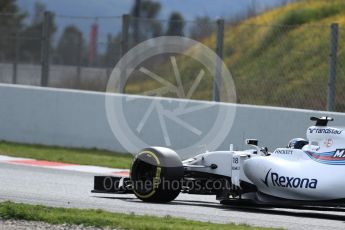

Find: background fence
1;11;344;112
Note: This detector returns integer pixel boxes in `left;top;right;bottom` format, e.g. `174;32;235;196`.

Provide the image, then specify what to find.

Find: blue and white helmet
287;138;308;149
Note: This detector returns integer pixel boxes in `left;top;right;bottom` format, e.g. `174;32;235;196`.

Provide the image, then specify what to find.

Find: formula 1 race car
92;116;345;206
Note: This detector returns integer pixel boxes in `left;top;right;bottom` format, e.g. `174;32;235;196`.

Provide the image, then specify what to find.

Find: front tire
130;147;183;203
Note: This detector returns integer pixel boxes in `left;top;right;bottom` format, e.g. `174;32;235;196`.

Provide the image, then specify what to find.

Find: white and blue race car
93;116;345;206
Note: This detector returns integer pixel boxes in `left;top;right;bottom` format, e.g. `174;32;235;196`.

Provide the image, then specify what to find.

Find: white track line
0;155;129;176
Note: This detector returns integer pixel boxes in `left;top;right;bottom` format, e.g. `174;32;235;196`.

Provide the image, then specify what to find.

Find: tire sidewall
130;147;183;202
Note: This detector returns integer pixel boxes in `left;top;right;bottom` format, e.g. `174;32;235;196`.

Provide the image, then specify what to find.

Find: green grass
0;141;133;169
0;201;276;230
211;0;345;111
125;0;345;111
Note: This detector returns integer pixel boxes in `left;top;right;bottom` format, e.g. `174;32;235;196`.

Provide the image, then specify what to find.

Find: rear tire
130;147;183;203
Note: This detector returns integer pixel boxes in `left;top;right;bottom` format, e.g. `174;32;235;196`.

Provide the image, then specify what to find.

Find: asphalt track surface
1;162;345;230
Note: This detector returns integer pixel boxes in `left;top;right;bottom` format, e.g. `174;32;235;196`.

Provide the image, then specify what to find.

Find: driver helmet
287;138;308;149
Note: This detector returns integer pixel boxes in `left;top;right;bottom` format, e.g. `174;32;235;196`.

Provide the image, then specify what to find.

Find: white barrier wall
1;83;345;157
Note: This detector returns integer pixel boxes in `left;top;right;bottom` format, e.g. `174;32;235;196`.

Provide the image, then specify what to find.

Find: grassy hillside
126;0;345;111
219;0;345;111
